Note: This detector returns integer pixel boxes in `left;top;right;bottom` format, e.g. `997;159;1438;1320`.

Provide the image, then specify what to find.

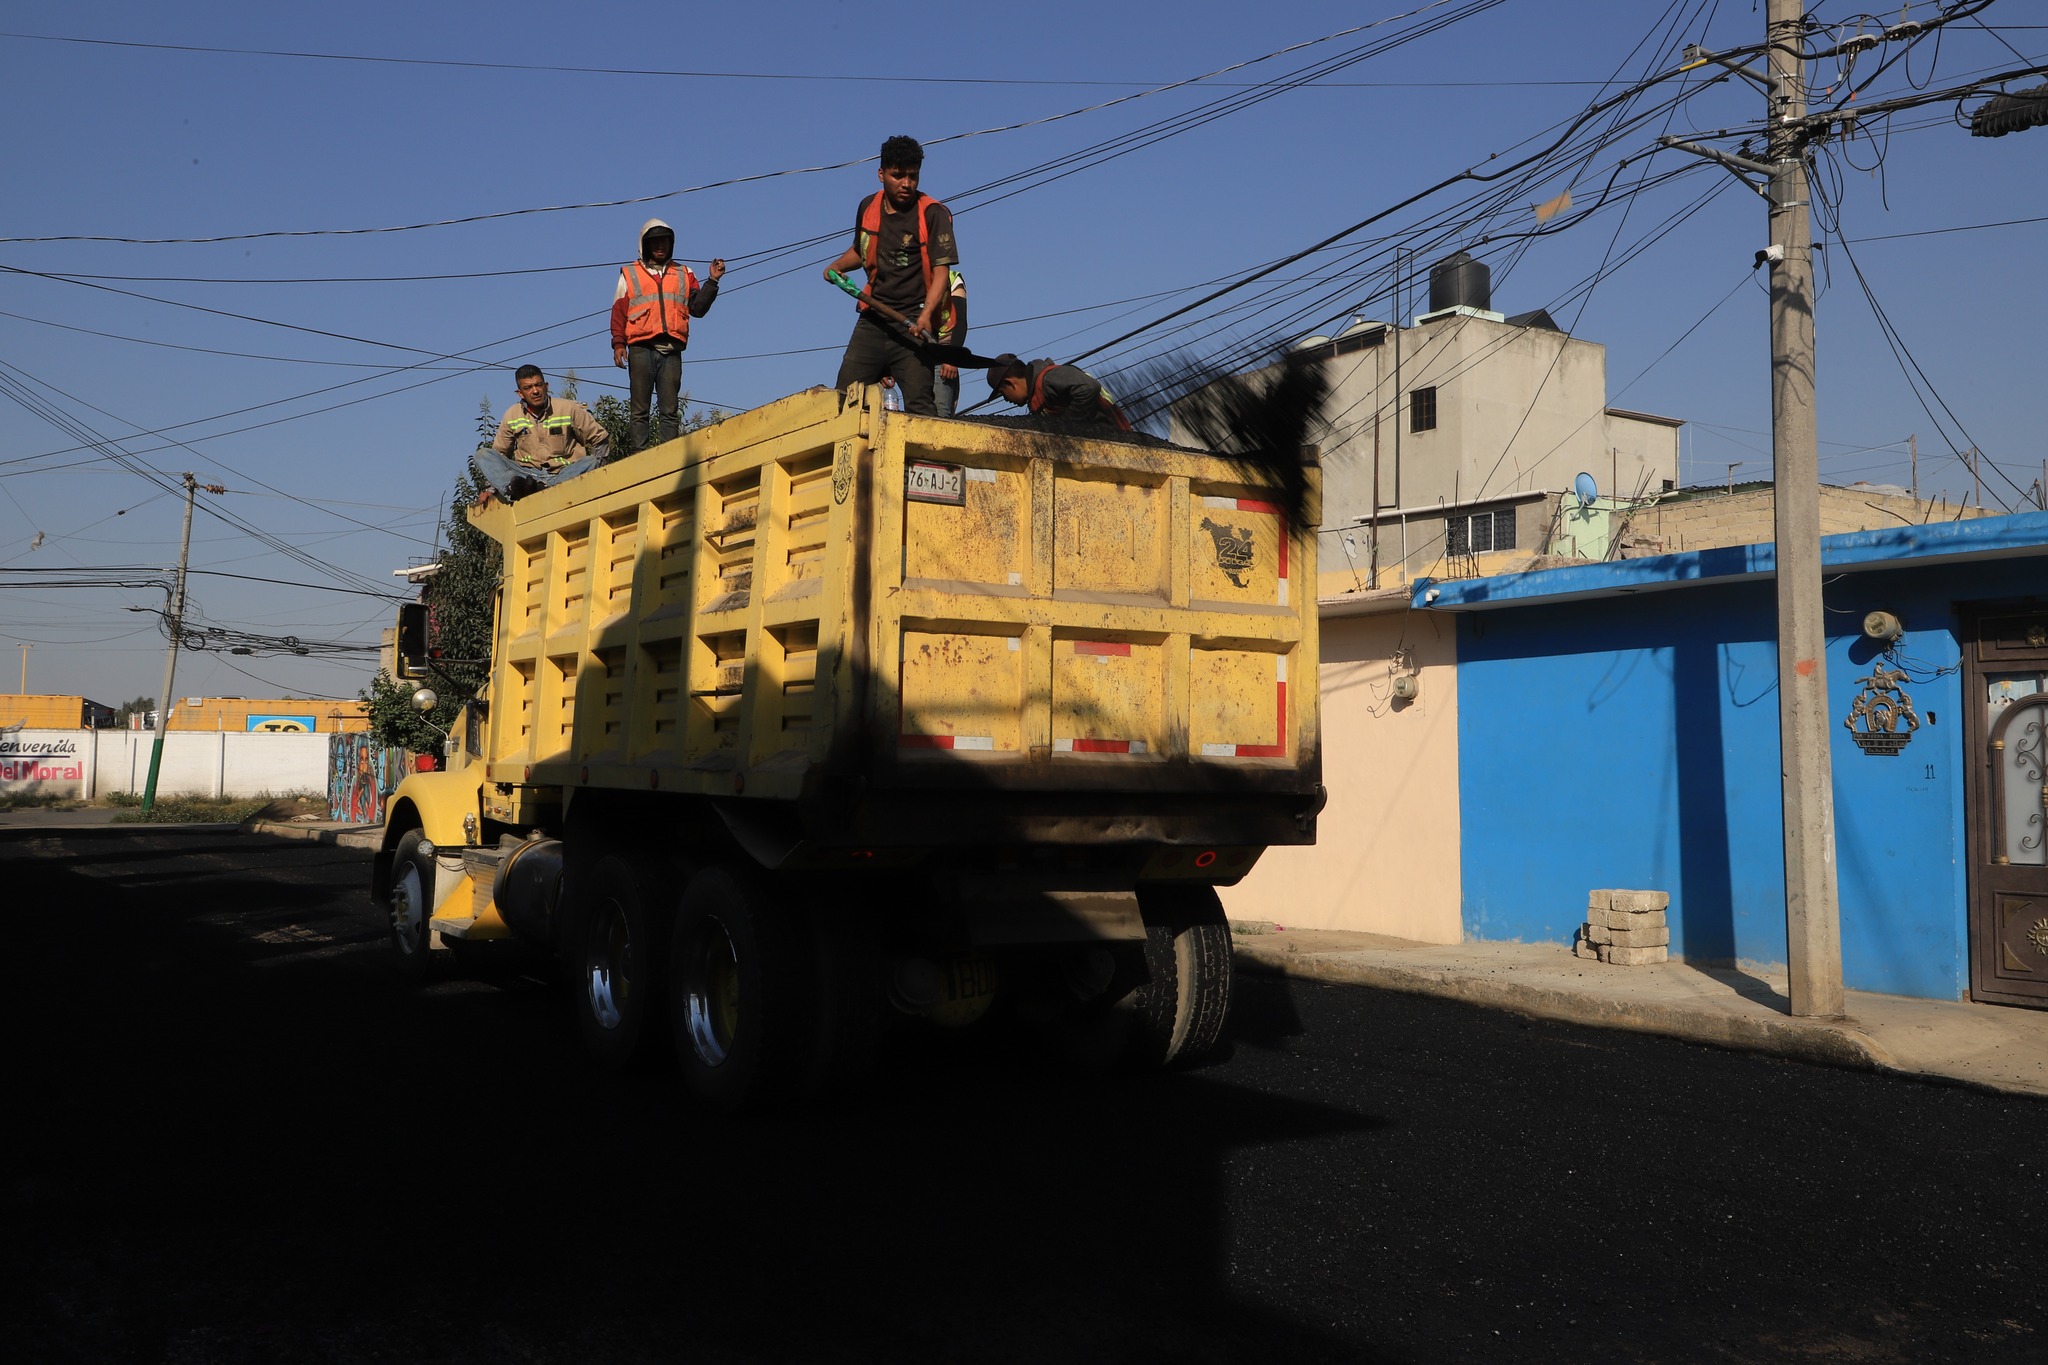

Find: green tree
590;390;723;462
111;695;155;727
360;463;500;754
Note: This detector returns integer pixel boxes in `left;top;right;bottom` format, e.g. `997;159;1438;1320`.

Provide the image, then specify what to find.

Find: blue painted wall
1451;555;2039;1000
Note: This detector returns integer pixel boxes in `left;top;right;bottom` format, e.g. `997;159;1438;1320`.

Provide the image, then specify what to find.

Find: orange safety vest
1030;364;1134;432
620;260;699;347
858;192;958;335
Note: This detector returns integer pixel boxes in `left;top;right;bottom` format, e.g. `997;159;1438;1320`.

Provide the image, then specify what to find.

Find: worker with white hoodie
610;218;724;452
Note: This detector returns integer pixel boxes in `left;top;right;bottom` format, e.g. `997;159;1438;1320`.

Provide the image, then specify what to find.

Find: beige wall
1222;607;1462;942
1630;485;1998;554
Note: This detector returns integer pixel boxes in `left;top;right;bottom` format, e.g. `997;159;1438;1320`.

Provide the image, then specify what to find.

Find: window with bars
1409;385;1438;433
1446;506;1518;556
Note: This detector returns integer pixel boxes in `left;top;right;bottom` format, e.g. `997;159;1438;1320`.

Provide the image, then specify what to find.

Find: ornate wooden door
1966;604;2048;1008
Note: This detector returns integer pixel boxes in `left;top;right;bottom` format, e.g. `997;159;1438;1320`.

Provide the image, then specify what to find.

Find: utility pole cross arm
1658;136;1777;197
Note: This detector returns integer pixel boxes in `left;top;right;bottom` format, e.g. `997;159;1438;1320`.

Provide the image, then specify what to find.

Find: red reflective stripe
1070;738;1133;753
898;733;955;749
1233;680;1289;758
1072;641;1131;656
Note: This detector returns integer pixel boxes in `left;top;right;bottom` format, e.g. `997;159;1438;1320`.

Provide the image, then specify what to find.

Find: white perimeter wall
0;729;328;799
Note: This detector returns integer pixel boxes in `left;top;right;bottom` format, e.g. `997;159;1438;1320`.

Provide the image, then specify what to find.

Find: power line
0;565;405;599
0;31;1646;90
0;2;1498;246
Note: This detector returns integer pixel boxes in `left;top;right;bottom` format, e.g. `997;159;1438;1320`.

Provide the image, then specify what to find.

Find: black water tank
1428;251;1491;313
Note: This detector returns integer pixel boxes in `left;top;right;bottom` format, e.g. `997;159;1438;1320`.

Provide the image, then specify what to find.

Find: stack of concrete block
1574;889;1670;965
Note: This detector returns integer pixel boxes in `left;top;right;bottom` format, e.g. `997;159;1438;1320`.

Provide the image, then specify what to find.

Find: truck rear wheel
670;865;814;1114
1141;884;1234;1064
570;852;671;1072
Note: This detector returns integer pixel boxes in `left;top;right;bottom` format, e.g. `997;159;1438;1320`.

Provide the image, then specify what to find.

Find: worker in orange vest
822;135;959;416
611;218;723;452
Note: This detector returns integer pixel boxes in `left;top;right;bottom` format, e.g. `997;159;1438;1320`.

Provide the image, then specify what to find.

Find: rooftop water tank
1429;251;1491;314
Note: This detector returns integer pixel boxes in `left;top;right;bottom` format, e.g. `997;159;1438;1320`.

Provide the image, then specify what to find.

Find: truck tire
669;865;814;1114
1141;884;1234;1064
1114;923;1184;1070
570;852;672;1072
386;829;447;982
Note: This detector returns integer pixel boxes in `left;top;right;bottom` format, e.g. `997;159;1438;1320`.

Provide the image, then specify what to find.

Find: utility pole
141;473;198;818
16;643;27;693
1763;0;1843;1019
1665;5;1846;1017
1908;433;1916;500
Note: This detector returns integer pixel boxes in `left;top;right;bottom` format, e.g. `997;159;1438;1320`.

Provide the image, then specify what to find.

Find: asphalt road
5;829;2042;1365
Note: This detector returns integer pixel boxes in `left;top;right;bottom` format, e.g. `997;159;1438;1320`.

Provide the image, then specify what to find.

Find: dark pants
627;344;682;451
835;315;937;416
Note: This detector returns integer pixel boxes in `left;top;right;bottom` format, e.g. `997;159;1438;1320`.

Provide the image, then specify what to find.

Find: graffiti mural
327;734;421;824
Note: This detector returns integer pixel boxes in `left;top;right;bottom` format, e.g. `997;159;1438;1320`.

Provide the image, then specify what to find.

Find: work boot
505;474;542;501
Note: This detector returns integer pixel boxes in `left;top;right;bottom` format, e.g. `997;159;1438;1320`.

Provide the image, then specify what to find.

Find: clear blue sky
2;0;2042;705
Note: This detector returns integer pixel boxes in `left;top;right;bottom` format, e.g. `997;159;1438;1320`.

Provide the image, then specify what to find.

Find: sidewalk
242;817;382;850
1233;925;2048;1100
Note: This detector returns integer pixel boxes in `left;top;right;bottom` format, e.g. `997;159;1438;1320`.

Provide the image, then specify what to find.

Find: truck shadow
2;837;1397;1365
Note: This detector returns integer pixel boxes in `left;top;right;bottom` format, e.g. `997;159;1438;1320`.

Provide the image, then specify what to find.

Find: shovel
826;270;1004;368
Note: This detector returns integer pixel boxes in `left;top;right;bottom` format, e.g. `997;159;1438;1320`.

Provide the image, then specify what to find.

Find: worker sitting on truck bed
472;365;610;506
611;218;723;452
986;354;1133;431
823;134;959;417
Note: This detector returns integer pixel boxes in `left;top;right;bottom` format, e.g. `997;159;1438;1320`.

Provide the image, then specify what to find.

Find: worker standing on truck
472;365;610;506
931;268;969;417
824;135;958;417
611;218;724;452
986;354;1134;431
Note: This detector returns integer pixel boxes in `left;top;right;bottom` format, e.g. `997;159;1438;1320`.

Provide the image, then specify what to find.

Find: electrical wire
0;2;1500;246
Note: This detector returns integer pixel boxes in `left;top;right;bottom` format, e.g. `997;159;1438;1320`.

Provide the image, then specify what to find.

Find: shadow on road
3;834;1393;1365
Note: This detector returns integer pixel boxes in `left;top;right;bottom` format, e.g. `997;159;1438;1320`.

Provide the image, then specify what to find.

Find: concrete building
1228;509;2048;1008
1628;479;1997;555
1226;254;1685;596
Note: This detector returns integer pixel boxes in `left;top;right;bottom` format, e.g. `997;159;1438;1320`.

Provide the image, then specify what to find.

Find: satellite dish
1573;472;1598;509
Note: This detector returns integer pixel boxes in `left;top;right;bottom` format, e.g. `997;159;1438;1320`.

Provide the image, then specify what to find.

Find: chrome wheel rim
683;919;740;1067
585;896;631;1030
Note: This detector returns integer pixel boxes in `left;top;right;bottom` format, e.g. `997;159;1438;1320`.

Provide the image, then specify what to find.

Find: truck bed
468;385;1320;851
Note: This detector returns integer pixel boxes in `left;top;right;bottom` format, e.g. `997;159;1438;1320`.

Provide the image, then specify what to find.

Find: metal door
1966;604;2048;1008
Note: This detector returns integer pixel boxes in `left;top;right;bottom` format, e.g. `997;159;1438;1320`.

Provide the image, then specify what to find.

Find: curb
1235;940;1897;1076
241;819;382;850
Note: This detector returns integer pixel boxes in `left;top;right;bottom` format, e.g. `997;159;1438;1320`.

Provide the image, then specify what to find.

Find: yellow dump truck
375;384;1321;1109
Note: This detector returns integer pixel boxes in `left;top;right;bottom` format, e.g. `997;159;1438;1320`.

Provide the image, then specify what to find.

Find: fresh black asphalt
5;829;2042;1363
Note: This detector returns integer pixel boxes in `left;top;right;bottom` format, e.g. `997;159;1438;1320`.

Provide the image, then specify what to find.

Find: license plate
905;460;966;506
